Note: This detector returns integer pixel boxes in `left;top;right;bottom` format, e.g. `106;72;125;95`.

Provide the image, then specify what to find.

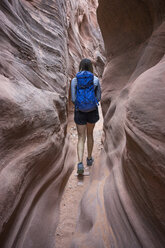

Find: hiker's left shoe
87;157;94;166
77;162;84;175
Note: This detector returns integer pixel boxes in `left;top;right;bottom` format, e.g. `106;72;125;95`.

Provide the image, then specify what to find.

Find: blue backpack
75;70;98;112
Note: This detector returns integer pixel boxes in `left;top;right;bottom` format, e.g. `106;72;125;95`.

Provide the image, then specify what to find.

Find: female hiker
71;58;101;175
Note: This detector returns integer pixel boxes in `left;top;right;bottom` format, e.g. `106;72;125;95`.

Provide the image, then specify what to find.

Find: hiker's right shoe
77;162;84;175
87;157;94;166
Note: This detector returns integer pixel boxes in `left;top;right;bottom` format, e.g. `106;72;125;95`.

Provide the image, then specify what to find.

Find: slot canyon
0;0;165;248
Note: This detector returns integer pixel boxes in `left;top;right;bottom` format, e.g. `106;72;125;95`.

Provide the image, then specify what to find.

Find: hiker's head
79;58;93;73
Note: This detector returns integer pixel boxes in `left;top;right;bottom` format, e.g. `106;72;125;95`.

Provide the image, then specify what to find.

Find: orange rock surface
0;1;73;247
71;0;165;247
0;0;104;247
1;0;165;247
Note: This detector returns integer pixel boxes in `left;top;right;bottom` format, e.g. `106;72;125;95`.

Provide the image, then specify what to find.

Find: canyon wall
71;0;165;247
67;0;105;79
0;0;104;247
67;0;105;111
0;1;72;247
2;0;164;247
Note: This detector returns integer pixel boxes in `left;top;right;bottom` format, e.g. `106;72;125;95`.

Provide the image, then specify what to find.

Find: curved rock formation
0;0;105;247
0;1;74;247
71;0;165;247
67;0;105;79
67;0;105;112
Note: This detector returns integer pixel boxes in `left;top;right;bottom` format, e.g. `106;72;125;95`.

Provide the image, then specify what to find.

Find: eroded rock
0;0;105;247
71;0;165;247
0;1;74;247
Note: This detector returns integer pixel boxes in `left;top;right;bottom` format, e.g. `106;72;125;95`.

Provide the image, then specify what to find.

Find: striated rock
67;0;105;112
0;1;75;247
0;0;105;247
71;0;165;247
67;0;105;79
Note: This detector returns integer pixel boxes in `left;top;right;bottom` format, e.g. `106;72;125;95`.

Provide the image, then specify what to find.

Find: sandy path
55;106;103;248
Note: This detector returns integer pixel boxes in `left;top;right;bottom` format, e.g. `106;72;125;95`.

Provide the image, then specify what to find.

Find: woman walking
71;58;101;175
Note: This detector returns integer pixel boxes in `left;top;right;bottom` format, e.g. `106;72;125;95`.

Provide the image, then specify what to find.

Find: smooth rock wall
0;1;74;247
0;0;105;247
71;0;165;247
67;0;105;111
67;0;105;79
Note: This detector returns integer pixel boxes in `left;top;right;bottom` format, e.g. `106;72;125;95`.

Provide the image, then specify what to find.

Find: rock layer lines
0;1;73;247
71;0;165;247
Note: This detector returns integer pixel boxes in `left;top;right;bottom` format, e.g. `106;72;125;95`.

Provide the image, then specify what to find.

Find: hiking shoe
87;157;94;166
77;162;84;175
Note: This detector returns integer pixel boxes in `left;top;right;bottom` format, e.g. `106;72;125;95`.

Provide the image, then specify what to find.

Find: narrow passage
55;106;103;248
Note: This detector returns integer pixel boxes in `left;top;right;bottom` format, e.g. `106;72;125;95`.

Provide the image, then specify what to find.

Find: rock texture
67;0;105;111
0;1;74;248
67;0;105;79
0;0;105;247
71;0;165;247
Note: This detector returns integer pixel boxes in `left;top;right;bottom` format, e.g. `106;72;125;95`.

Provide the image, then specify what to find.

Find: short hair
79;58;93;73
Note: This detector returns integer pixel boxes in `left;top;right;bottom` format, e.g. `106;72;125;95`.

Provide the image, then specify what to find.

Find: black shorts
74;108;99;125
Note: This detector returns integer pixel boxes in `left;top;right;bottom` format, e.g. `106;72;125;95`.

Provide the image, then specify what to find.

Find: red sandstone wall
0;0;104;247
71;0;165;247
67;0;105;111
67;0;105;79
0;1;74;247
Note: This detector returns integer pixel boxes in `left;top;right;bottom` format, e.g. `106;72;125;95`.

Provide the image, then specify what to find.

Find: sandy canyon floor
55;106;103;248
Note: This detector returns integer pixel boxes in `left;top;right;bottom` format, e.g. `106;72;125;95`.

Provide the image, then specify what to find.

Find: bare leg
87;123;95;159
76;124;86;163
